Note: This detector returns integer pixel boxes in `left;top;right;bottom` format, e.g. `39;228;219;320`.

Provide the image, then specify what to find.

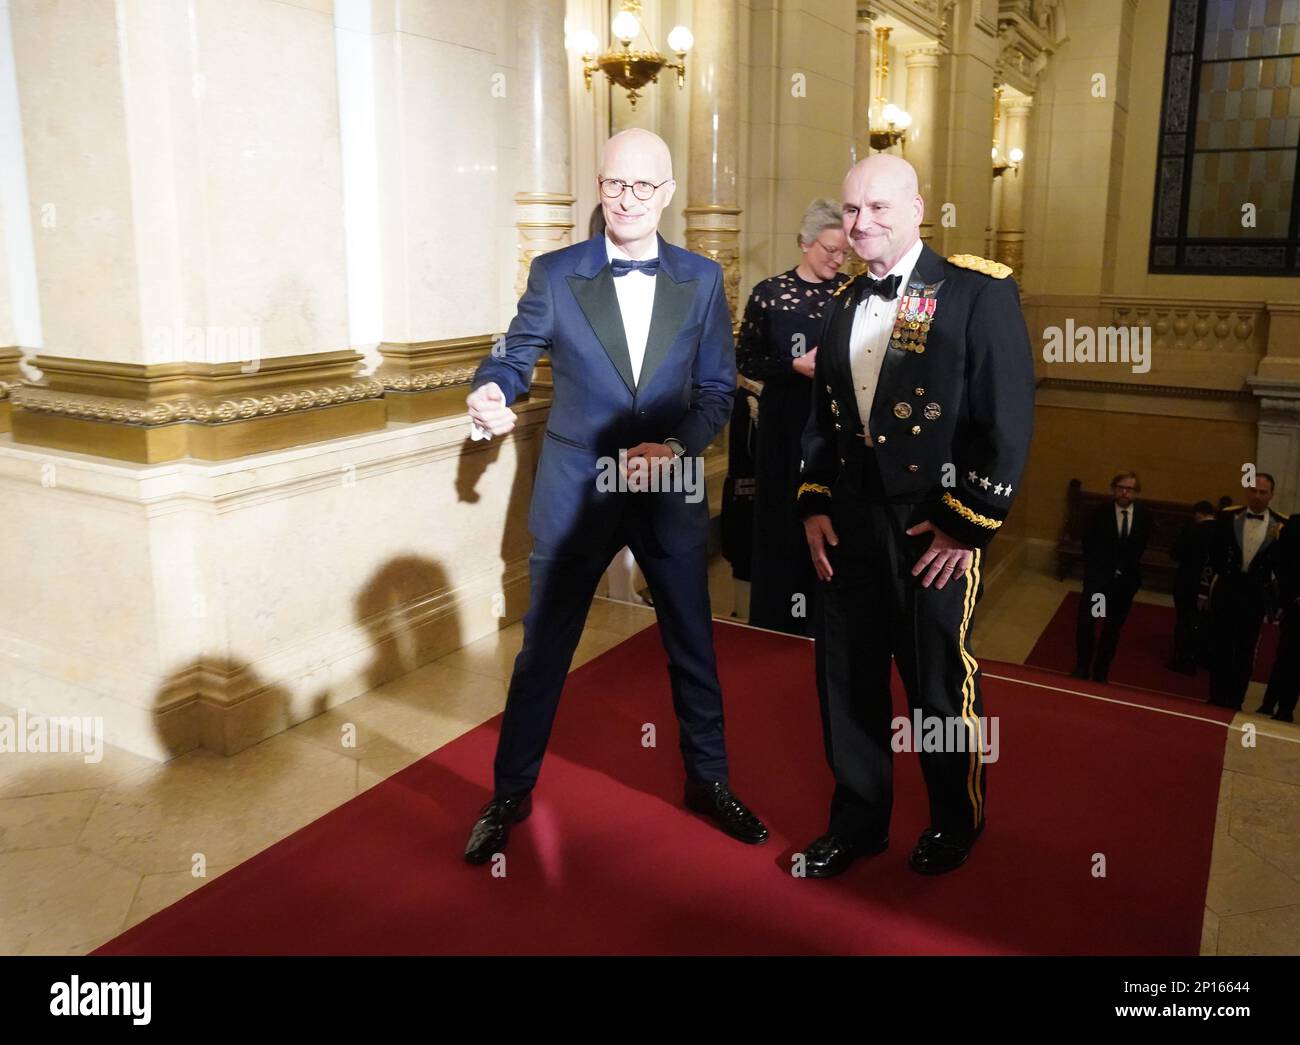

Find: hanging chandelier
573;1;694;111
991;88;1025;177
868;26;912;152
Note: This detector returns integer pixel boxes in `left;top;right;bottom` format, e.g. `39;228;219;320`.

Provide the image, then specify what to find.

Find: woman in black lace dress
739;199;849;635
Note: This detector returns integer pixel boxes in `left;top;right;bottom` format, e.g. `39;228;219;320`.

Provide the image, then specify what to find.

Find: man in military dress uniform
796;154;1035;877
1207;474;1286;710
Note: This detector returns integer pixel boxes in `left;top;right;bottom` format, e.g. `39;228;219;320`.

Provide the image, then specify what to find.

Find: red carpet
96;621;1227;955
1025;590;1280;701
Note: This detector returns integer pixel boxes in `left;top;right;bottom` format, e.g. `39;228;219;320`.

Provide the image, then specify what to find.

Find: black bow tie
1246;512;1265;520
610;257;659;277
858;273;901;301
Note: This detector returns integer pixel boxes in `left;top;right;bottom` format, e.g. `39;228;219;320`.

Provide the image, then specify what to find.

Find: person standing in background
1166;499;1216;675
1207;474;1285;710
739;199;849;635
1259;510;1299;722
1072;472;1151;684
719;369;759;618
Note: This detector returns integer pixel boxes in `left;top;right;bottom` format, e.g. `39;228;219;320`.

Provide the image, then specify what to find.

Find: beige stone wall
742;0;857;295
10;0;352;365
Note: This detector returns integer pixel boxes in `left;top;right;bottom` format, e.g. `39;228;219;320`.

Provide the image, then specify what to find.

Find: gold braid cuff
941;491;1002;530
798;483;833;499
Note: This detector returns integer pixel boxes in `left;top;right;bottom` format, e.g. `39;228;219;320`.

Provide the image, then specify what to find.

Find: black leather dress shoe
1255;703;1276;717
683;781;769;844
799;832;889;878
1069;666;1090;680
908;824;983;875
1273;710;1295;723
463;795;532;865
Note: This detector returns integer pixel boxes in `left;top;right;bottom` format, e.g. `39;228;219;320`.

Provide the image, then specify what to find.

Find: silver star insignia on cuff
978;476;991;490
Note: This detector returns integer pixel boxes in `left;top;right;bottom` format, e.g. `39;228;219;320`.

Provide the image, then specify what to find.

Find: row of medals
890;290;938;354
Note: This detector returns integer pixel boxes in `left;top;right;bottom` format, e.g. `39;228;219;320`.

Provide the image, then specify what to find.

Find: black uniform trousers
493;505;728;798
1208;574;1269;710
814;458;987;842
1262;606;1300;717
1075;575;1139;679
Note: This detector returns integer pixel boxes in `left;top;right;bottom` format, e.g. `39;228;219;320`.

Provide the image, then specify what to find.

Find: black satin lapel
637;273;696;392
827;286;863;432
568;270;635;396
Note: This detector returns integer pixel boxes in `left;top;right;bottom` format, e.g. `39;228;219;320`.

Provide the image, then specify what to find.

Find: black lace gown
736;268;848;635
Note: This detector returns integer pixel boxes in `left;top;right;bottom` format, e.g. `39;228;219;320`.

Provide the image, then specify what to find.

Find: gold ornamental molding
0;346;22;432
3;337;533;463
685;204;742;320
514;191;575;299
11;349;386;463
376;335;510;422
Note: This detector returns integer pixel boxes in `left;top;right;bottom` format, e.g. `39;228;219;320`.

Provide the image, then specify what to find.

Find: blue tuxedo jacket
471;234;736;555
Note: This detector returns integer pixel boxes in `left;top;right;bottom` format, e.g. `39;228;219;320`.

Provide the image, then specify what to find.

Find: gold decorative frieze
2;338;544;461
10;349;386;462
685;204;742;321
0;346;22;432
376;335;523;422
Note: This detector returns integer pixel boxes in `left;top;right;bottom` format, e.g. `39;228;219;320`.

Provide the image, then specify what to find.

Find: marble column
684;0;741;318
904;45;942;243
1248;302;1300;514
853;19;874;164
996;99;1032;272
513;0;574;299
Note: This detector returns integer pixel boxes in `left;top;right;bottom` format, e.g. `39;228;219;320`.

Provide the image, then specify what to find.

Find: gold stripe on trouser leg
956;550;984;829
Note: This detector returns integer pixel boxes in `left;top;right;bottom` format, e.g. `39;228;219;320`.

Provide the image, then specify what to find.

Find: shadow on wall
146;411;538;762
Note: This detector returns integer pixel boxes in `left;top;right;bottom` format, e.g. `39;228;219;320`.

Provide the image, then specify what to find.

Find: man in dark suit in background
1258;507;1298;722
1207;473;1285;710
1166;499;1216;674
1073;472;1152;683
462;129;768;864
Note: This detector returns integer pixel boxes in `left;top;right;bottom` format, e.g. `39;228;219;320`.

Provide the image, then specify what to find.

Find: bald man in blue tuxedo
462;129;769;864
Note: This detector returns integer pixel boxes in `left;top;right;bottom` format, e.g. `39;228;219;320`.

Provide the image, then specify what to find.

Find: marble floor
2;561;1297;955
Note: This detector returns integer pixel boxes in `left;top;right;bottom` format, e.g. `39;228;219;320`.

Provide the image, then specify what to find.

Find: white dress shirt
1242;510;1268;570
606;234;658;386
849;238;924;437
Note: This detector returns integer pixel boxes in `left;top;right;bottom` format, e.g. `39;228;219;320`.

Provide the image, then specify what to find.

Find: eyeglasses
813;239;847;259
599;177;671;201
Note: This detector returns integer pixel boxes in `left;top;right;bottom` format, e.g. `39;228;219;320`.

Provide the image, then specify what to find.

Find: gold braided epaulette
941;491;1002;529
798;482;833;498
831;275;858;299
947;254;1013;279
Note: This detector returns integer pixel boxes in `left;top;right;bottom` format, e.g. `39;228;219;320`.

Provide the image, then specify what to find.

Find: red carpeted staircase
96;620;1227;956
